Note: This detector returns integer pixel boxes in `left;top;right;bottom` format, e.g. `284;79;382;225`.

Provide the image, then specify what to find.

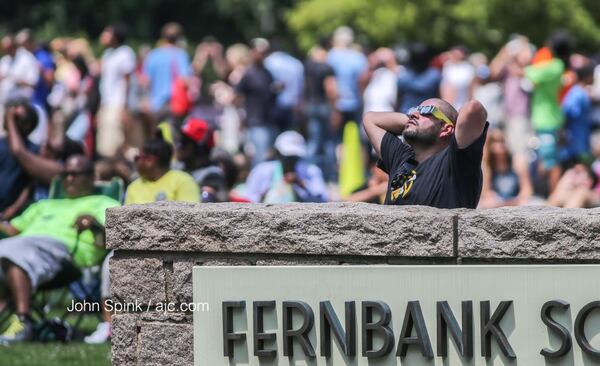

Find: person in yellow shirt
87;133;199;345
125;132;200;204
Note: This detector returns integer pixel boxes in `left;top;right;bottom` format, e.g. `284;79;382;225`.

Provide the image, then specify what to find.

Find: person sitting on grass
243;130;328;203
125;130;200;204
547;163;600;208
0;155;120;343
85;131;199;345
176;117;229;202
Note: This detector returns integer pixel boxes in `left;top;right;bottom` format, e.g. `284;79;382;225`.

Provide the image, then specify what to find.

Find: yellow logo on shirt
391;170;417;201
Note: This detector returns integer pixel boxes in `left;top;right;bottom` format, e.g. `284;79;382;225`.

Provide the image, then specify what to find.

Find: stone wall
106;202;600;365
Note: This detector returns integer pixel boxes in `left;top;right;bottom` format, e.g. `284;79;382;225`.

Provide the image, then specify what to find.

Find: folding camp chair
0;177;123;339
47;177;124;331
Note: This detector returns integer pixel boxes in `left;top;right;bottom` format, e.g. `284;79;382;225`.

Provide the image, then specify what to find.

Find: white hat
274;131;307;157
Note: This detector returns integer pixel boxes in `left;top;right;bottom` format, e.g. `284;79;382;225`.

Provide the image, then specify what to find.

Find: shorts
97;106;125;158
536;130;559;169
504;116;532;156
0;236;70;290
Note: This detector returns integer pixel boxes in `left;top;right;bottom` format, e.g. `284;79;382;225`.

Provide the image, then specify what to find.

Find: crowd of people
2;24;600;210
1;21;600;344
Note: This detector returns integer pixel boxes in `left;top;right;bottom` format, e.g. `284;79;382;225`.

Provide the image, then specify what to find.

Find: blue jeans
247;126;276;167
305;103;332;181
272;105;295;133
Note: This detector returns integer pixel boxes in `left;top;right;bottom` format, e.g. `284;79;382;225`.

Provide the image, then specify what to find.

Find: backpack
170;51;192;117
35;318;77;342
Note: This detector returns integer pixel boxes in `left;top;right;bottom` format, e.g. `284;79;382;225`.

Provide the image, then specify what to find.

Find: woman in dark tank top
479;129;525;208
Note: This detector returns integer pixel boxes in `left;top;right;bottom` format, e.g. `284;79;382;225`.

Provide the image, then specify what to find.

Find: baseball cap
181;117;215;149
274;131;306;158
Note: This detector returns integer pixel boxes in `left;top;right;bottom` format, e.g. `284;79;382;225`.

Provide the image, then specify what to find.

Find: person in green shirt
525;58;564;132
525;56;564;193
525;32;573;193
0;155;120;343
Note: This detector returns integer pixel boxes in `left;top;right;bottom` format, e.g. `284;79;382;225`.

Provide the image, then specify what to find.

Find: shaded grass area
0;292;111;366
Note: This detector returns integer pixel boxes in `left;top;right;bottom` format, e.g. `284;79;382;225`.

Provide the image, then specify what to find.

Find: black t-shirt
304;60;334;103
380;123;489;208
235;65;276;127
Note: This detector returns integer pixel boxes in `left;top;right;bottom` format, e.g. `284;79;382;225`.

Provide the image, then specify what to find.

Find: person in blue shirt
142;22;192;122
397;43;441;113
265;40;304;132
561;63;595;164
32;43;55;113
244;131;328;203
327;26;368;125
326;26;368;183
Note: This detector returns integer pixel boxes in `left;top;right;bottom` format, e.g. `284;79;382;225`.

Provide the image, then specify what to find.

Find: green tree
0;0;296;47
287;0;600;54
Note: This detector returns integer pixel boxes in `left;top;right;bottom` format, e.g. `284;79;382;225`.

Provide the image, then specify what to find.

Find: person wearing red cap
176;117;229;202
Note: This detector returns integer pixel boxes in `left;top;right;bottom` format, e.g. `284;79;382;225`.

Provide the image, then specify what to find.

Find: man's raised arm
363;111;409;157
455;100;487;149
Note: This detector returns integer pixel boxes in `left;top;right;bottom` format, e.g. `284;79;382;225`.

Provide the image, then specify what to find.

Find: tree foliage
1;0;599;57
0;0;275;46
287;0;600;54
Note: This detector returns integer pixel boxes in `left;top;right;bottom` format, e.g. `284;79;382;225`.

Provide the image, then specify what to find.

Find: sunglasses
407;105;455;126
61;170;92;179
134;153;154;162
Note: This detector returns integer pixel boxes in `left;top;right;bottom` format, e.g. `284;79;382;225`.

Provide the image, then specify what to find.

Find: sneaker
84;322;111;344
0;315;33;343
0;313;16;335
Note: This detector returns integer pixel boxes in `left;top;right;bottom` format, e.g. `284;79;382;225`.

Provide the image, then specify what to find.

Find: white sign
193;265;600;365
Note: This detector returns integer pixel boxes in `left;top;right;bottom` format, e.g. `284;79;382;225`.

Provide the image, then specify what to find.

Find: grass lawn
1;294;111;366
1;342;111;366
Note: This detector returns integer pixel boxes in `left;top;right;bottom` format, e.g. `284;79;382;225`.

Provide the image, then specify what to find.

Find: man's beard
402;127;438;146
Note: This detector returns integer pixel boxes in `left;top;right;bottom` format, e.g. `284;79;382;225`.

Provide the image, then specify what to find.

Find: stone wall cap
106;202;456;256
458;205;600;260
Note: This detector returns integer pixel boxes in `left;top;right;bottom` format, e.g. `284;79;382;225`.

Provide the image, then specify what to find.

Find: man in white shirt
363;48;398;113
4;30;40;103
0;35;16;131
97;23;136;158
440;46;475;110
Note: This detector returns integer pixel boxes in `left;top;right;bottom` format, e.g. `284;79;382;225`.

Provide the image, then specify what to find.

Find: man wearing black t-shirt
364;98;488;208
304;45;336;182
235;38;277;166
